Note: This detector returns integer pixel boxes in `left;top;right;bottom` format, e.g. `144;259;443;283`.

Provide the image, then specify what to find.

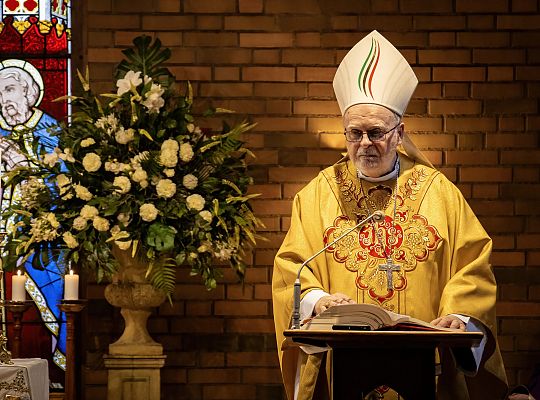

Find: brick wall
82;0;540;398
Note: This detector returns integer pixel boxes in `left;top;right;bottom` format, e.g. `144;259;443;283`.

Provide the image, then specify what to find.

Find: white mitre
333;30;418;116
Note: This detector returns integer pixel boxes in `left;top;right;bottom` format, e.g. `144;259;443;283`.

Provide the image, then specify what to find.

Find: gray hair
0;67;40;107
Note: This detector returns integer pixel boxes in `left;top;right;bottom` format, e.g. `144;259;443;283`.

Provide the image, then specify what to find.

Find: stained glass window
0;0;71;376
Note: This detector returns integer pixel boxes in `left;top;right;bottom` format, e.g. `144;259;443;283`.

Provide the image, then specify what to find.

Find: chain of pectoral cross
359;163;401;291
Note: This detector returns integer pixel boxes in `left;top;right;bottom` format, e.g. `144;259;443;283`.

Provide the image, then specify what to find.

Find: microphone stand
291;210;384;329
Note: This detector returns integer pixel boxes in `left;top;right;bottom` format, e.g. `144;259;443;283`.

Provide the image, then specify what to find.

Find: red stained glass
5;0;19;11
22;20;46;54
23;0;37;11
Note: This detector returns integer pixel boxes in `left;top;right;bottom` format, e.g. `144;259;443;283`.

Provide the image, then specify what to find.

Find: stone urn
104;246;166;356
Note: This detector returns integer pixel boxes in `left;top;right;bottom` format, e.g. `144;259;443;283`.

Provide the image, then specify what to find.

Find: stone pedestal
103;354;166;400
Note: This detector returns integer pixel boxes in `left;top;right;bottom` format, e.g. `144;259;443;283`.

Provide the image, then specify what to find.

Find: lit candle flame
69;269;74;276
17;270;21;276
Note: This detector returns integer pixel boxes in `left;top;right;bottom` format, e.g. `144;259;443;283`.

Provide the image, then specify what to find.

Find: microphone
291;210;385;329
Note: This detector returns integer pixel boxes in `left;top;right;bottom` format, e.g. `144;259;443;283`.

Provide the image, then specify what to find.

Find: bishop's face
343;104;404;178
0;76;31;126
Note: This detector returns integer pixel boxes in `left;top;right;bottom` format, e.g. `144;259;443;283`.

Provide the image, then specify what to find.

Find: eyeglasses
344;121;401;143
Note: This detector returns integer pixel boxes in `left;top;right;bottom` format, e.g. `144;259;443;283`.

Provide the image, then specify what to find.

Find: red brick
251;200;293;215
255;284;272;300
446;150;498;165
446;117;497;132
196;48;251;64
428;32;456;47
456;0;508;12
195;15;223;30
184;0;236;13
479;217;525;233
457;32;510;48
401;0;453;13
294;100;340;115
239;0;263;13
403;117;443;132
414;16;466;30
460;167;512;183
497;302;540;317
240;33;293;48
491;235;515;250
200;352;225;367
184;32;237;47
186;301;212;316
141;15;195;30
501;151;540;165
266;100;292;115
472;184;499;199
428;100;481;115
469;200;514;216
308;118;343;133
215;67;240;81
188;368;241;383
88;14;140;29
296;32;321;47
487;67;514;82
297;67;336;82
248;184;281;199
491;251;526;267
330;15;359;30
200;83;253;97
203;384;256;400
226;318;276;333
307;150;343;165
253;117;306;132
243;67;295;82
242;367;282;383
224;16;276;30
433;67;485;82
358;15;412;31
269;167;320;183
471;83;523;99
514;167;539;183
473;49;525;65
282;49;335;65
169;66;211;81
87;48;124;63
486;134;537;149
171;318;224;333
227;351;278;367
512;0;538;12
498;15;540;30
407;133;455;149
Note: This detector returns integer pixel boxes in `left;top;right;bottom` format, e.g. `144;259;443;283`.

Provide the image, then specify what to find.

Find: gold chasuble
272;153;507;400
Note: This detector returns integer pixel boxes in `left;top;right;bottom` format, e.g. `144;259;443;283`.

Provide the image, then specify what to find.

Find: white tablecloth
0;358;48;400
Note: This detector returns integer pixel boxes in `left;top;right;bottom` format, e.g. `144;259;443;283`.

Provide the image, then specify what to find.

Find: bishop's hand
430;315;466;331
314;293;355;315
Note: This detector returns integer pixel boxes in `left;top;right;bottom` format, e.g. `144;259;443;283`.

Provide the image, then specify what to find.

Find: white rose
140;180;149;189
93;216;110;232
161;139;179;152
156;179;176;198
199;210;212;223
82;153;102;172
105;161;120;173
113;176;132;194
164;168;175;178
186;194;205;211
179;143;194;162
160;149;178;168
72;216;88;231
116;70;142;96
80;205;99;219
74;184;93;201
81;138;96;148
132;168;148;182
115;128;135;144
62;232;78;249
117;213;131;226
140;203;158;222
182;174;198;190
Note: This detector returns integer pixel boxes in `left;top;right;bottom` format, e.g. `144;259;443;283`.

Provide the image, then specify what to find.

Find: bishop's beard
1;100;31;126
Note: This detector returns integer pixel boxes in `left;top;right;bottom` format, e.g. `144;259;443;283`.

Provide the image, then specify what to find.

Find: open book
301;303;454;332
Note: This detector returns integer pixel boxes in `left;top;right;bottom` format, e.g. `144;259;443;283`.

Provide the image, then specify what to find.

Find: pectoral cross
378;258;401;291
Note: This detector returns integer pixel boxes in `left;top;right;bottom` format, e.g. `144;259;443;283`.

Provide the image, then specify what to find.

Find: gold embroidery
327;164;442;308
400;167;428;201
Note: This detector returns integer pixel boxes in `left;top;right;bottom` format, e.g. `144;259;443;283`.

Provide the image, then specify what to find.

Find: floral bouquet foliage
1;36;262;296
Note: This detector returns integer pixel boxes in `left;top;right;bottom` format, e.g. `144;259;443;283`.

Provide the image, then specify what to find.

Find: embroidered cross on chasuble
322;157;443;312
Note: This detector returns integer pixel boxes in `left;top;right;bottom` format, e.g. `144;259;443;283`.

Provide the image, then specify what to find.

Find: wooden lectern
284;329;483;399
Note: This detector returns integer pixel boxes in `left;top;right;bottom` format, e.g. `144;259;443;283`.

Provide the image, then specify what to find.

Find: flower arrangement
1;36;262;296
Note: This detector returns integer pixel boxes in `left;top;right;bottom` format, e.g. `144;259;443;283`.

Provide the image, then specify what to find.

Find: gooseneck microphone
291;210;385;329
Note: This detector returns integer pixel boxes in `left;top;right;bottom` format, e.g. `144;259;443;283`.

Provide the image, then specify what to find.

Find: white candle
64;269;79;300
12;270;26;302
